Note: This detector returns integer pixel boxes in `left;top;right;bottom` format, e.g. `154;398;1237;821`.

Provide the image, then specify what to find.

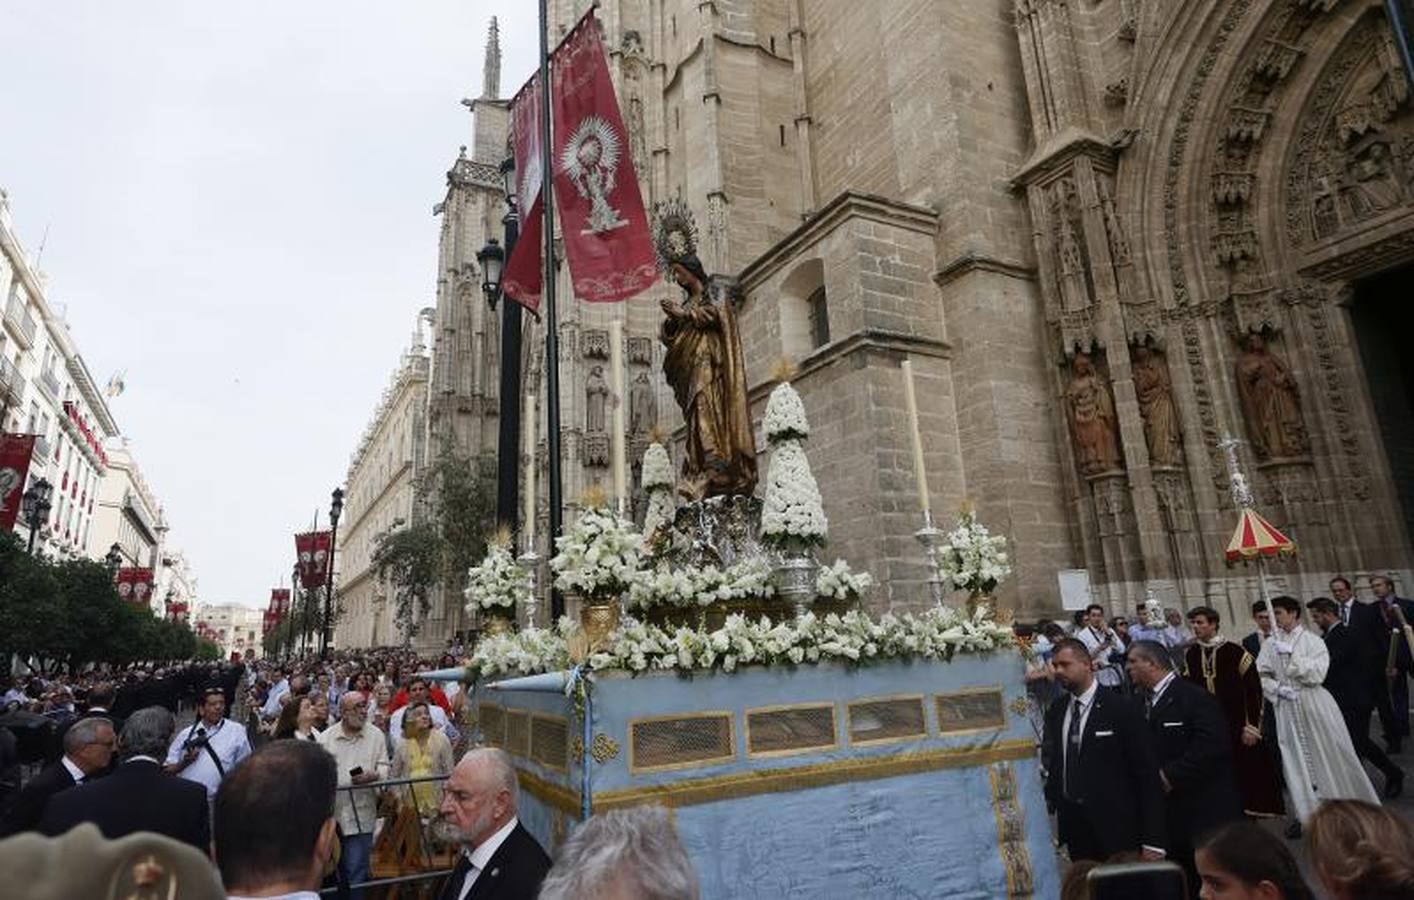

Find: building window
807;286;830;349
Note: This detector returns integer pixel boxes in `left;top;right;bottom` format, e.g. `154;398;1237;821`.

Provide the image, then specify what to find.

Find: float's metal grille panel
530;716;568;771
480;704;506;747
847;696;926;744
747;705;836;756
630;714;734;771
935;689;1006;733
505;710;530;757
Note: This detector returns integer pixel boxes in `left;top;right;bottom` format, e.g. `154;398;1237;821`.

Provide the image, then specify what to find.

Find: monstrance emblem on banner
560;115;627;235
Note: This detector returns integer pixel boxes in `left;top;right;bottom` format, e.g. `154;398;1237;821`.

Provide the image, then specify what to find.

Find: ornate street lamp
477;238;505;309
320;487;344;659
20;477;52;555
104;542;123;571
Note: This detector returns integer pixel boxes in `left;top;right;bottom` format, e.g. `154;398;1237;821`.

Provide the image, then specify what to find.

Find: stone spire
482;16;501;100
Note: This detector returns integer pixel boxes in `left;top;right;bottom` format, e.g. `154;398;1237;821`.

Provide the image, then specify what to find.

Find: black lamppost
479;152;524;540
104;542;123;572
287;562;299;662
20;477;52;555
321;487;344;659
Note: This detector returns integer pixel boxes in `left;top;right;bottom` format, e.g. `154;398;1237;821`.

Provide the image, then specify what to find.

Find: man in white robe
1256;595;1379;826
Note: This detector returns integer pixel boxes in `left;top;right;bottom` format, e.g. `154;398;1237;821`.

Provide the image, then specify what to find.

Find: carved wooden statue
1065;353;1123;476
1235;333;1309;460
1131;345;1181;467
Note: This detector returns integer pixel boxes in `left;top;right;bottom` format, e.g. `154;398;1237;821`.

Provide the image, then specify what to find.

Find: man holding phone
319;691;388;895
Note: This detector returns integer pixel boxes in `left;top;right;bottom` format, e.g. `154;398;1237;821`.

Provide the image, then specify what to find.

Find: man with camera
164;685;252;801
1077;603;1128;689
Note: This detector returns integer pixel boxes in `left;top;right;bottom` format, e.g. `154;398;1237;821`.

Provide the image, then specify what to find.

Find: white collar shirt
1078;626;1124;686
164;717;252;799
1149;671;1177;709
262;679;290;718
1060;680;1101;766
458;817;519;900
318;724;390;835
60;755;86;784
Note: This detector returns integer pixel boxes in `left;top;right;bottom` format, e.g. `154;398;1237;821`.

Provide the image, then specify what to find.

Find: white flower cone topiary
640;442;676;539
760;382;827;550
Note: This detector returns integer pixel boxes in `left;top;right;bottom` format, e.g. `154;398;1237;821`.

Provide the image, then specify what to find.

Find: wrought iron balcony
3;299;37;349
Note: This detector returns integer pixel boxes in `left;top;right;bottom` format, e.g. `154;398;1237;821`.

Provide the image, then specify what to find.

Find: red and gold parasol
1224;507;1297;564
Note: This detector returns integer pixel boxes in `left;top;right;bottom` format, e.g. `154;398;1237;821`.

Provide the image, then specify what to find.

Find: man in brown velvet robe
1182;606;1284;818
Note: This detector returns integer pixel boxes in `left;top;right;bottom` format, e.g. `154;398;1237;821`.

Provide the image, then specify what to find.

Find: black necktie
442;855;473;900
1064;696;1083;800
1341;604;1349;625
1145;693;1154;719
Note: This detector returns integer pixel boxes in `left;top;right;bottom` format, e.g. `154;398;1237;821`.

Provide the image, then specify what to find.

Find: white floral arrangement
640;442;677;539
936;507;1012;595
626;558;775;611
550;503;643;602
465;606;1014;679
763;379;810;442
463;540;530;612
815;559;873;602
760;441;828;547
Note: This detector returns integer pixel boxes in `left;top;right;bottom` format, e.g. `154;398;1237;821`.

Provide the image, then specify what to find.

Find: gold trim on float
744;701;840;759
514;738;1038;815
934;685;1007;736
627;710;738;774
845;693;928;747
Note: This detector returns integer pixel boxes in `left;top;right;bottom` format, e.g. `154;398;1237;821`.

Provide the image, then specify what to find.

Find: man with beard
1042;638;1165;862
1182;606;1284;819
437;748;550;900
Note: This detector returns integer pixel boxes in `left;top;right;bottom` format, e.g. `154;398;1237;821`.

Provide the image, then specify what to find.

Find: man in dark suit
1126;640;1240;896
1309;597;1404;797
0;715;115;837
59;683;124;777
214;739;339;898
437;747;551;900
1043;638;1166;863
1370;574;1414;753
39;706;208;852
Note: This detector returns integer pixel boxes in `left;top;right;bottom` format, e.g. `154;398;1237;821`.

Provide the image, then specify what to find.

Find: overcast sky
1;2;538;606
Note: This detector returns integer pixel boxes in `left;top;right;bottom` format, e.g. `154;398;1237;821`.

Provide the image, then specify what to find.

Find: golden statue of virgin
653;201;757;500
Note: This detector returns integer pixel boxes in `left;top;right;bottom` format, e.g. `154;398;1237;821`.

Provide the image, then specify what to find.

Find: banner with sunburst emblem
550;12;657;302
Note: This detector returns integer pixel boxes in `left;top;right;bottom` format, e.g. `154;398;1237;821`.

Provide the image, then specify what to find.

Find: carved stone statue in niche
1235;333;1309;461
1064;353;1123;476
629;370;656;433
585;365;608;433
1131;345;1181;468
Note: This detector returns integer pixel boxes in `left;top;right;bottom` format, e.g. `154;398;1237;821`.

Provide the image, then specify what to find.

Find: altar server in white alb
165;686;252;800
1256;595;1379;824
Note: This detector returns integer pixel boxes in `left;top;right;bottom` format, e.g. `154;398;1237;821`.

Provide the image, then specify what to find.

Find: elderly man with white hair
539;805;700;900
436;748;550;900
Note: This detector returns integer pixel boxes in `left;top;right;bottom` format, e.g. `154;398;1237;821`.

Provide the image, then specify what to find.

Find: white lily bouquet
463;537;530;614
550;500;643;603
627;558;775;611
815;558;873;602
936;506;1012;595
640;442;677;541
760;381;827;550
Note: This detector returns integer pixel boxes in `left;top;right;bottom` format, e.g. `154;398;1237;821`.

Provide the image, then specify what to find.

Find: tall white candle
524;392;537;549
901;359;931;514
609;319;627;511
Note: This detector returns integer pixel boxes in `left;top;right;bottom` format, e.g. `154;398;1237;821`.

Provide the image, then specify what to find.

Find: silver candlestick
914;508;947;606
519;548;541;628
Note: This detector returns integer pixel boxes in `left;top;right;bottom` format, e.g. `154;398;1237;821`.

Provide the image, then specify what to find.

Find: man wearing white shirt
1077;604;1127;688
165;686;251;801
261;666;290;724
437;748;550;900
318;692;388;896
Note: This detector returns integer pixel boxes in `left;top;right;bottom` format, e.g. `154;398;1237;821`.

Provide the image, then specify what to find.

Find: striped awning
1225;506;1297;563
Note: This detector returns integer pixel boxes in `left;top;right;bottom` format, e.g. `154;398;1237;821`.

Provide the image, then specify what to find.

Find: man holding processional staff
1371;574;1414;754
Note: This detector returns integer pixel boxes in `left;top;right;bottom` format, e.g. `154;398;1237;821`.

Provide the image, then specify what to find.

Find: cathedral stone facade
403;0;1414;645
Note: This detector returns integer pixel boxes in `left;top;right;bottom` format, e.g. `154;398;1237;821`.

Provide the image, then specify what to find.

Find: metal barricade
320;772;456;898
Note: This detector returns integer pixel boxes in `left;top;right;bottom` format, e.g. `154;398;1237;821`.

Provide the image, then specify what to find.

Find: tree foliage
0;532;206;672
371;443;496;641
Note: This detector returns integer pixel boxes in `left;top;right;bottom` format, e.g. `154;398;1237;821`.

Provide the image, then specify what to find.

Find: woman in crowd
390;700;453;816
273;695;320;742
1307;799;1414;899
309;693;331;731
1193;821;1312;900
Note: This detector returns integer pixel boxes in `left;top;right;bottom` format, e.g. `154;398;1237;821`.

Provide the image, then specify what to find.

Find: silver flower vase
771;551;819;618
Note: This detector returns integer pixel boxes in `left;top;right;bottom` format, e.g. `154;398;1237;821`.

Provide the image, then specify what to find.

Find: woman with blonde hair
390;700;453;815
1307;799;1414;899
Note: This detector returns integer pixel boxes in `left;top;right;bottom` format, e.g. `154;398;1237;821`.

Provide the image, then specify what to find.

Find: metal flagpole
540;0;565;620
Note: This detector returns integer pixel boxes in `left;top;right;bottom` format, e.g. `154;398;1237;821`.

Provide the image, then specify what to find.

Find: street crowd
2;578;1414;898
1020;573;1414;898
